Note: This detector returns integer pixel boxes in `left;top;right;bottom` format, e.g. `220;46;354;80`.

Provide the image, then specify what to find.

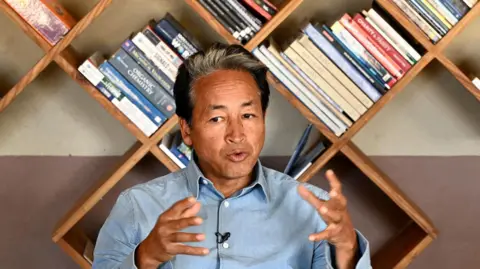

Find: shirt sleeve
92;191;140;269
312;229;372;269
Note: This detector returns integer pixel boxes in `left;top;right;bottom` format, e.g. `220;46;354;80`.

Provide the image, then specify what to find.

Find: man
93;43;371;269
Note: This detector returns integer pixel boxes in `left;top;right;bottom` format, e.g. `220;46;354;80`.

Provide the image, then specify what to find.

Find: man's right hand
135;196;209;269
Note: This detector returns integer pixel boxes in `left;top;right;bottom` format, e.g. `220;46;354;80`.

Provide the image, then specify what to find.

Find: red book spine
242;0;272;20
340;14;404;79
353;14;411;74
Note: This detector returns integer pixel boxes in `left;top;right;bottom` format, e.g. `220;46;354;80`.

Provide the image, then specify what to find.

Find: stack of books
198;0;278;44
391;0;477;43
159;130;192;169
253;7;422;137
4;0;77;46
78;13;203;138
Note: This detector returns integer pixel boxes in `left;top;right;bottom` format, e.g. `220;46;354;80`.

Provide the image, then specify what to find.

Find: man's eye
243;114;256;119
210;117;223;123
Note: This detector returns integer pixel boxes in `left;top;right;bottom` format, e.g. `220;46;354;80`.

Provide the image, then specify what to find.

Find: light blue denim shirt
93;158;371;269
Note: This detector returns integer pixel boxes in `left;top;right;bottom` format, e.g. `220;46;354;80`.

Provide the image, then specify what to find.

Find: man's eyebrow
208;100;255;110
241;100;254;107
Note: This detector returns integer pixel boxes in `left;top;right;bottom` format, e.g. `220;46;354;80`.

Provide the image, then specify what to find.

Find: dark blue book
408;0;448;36
154;19;197;59
99;61;166;126
321;25;388;93
289;142;326;178
170;147;190;166
164;13;203;51
284;124;313;175
439;0;467;19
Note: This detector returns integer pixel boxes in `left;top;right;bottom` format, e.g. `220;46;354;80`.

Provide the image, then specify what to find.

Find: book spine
391;0;442;42
199;0;241;40
253;47;345;136
132;32;177;82
354;14;412;73
331;23;397;88
242;0;273;20
420;0;453;29
214;0;253;38
302;23;383;100
159;144;186;168
226;0;263;32
340;14;405;78
223;0;257;34
109;49;176;118
297;34;375;107
408;0;448;35
427;0;459;25
290;40;368;115
4;0;70;45
366;9;422;61
207;0;247;40
154;19;196;59
78;60;158;137
170;147;190;166
462;0;478;8
448;0;470;17
121;39;174;95
164;13;203;51
143;26;183;68
364;16;415;65
254;0;277;16
438;0;465;19
38;0;77;28
99;61;166;126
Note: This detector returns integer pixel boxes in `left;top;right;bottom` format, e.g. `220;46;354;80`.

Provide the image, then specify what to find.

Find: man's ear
179;118;193;147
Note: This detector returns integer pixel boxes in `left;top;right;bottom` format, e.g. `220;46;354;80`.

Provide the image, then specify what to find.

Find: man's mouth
226;150;249;162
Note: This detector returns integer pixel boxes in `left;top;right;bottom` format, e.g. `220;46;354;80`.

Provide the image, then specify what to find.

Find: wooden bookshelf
1;0;479;268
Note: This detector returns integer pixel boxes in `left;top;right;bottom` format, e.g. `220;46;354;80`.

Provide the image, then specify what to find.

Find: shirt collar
185;153;270;203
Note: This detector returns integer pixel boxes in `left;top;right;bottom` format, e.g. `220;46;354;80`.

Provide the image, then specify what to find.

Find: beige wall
0;0;479;156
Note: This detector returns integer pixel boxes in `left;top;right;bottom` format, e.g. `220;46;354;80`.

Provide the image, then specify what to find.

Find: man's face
180;69;266;180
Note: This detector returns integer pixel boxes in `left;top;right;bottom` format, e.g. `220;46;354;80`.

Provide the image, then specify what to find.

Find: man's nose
226;119;246;144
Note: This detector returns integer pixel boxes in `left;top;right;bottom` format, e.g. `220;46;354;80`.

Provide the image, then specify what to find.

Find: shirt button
224;201;230;208
201;179;208;185
222;242;229;249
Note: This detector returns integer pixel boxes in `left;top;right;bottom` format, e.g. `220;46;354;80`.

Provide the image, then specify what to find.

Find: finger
170;232;206;243
308;224;335;242
168;244;210;256
298;185;326;211
167;216;203;232
162;197;198;221
181;201;201;218
319;206;343;223
326;170;342;195
323;193;347;212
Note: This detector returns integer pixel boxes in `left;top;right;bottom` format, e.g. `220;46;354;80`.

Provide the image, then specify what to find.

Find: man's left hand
298;169;358;269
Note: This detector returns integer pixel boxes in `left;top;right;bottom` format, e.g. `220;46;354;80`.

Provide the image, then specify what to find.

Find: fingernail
188;197;196;203
321;206;328;214
197;234;205;240
308;235;315;241
196;218;203;224
203;248;209;254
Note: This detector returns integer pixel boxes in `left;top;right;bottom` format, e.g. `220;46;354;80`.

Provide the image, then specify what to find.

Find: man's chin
222;162;255;179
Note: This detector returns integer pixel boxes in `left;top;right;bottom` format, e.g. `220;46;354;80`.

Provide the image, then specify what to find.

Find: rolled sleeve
323;229;372;269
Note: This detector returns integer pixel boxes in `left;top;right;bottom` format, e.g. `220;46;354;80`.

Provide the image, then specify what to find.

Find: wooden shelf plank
183;0;241;45
58;228;92;269
372;221;434;269
297;143;342;182
434;3;480;53
52;141;148;242
150;146;182;172
437;54;480;102
244;0;304;51
341;141;438;237
0;0;114;113
267;72;339;142
184;0;303;52
375;0;435;51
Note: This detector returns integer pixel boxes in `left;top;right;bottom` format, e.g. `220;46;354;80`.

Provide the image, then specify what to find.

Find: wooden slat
58;228;92;269
183;0;240;45
297;143;341;182
436;54;480;102
52;141;147;242
267;72;339;142
150;146;182;172
148;115;180;145
375;0;435;52
341;141;438;237
372;221;434;269
434;3;480;53
0;0;113;112
244;0;304;51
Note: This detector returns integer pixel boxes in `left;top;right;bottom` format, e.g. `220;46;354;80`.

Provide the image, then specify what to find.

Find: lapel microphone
215;232;231;244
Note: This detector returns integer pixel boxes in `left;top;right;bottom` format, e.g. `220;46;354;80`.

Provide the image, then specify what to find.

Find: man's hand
298;170;358;269
135;196;209;269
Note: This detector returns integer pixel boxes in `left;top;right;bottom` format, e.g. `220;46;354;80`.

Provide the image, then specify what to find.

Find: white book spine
254;47;345;136
472;77;480;90
428;0;459;25
367;9;422;62
159;144;186;168
157;39;183;68
132;32;178;81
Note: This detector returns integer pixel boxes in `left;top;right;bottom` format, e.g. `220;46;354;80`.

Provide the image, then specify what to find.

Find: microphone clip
215;232;231;244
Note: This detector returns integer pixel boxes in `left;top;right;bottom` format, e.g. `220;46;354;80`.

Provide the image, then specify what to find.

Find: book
284;124;313;175
408;0;448;36
164;13;203;51
83;238;94;265
199;0;242;41
143;25;183;69
226;0;263;32
425;0;459;25
472;77;480;90
302;23;384;100
159;131;187;168
462;0;478;8
241;0;273;20
214;0;254;39
4;0;76;45
109;48;176;118
290;142;326;179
